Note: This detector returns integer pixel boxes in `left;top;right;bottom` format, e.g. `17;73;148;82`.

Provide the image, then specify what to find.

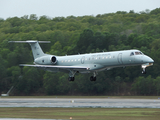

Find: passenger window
130;52;134;56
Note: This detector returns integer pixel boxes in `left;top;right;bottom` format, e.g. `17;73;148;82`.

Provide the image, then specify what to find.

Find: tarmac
0;98;160;108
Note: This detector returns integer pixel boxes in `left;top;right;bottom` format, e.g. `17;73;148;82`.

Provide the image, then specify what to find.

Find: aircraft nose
143;55;154;63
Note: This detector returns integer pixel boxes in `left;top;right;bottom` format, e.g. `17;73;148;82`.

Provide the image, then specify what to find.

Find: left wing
19;64;90;71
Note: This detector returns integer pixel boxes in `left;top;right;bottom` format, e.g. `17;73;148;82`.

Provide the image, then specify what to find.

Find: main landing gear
68;71;98;82
68;70;76;81
90;72;97;81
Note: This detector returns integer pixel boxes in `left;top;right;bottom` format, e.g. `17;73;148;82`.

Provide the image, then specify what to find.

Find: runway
0;98;160;108
0;119;55;120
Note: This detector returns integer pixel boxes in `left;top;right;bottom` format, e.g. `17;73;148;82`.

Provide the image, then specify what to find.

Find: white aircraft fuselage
9;40;154;81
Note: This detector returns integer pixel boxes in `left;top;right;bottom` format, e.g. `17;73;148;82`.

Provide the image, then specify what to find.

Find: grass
0;108;160;120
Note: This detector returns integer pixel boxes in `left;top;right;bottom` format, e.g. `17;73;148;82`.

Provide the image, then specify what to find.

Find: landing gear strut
141;63;153;74
142;68;146;74
90;72;97;81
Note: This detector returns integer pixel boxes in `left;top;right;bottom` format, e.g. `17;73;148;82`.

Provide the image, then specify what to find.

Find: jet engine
51;56;57;64
34;55;57;65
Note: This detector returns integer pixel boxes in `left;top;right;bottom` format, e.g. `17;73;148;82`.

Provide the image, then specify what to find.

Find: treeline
0;8;160;96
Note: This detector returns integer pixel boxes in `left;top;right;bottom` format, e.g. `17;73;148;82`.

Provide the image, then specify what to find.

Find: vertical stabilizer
29;41;45;59
9;40;50;60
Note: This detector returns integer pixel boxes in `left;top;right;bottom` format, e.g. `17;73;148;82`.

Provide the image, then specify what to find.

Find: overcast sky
0;0;160;19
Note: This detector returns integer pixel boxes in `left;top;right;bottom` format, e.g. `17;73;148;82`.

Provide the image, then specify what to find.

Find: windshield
135;51;143;55
130;51;143;56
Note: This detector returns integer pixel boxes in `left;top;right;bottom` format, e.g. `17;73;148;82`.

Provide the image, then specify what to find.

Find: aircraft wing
19;64;89;70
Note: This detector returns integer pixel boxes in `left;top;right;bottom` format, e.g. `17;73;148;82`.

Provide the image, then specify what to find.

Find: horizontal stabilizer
9;40;50;59
19;64;89;70
9;40;51;43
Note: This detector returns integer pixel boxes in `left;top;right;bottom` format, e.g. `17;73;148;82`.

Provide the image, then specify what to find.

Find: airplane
9;40;154;81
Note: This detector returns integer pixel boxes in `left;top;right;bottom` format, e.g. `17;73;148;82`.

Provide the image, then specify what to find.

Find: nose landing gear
142;68;146;74
141;63;153;74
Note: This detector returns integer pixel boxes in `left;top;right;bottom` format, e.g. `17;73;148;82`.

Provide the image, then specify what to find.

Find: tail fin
9;40;50;59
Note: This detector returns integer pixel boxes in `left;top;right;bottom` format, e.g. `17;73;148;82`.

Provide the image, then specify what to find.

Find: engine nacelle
34;55;57;65
50;56;57;64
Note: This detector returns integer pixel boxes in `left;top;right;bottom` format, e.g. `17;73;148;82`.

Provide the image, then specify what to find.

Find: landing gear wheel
93;77;96;81
90;76;93;81
90;76;96;81
68;77;74;81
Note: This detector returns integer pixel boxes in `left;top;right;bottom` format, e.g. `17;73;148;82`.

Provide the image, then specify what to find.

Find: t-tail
9;40;50;60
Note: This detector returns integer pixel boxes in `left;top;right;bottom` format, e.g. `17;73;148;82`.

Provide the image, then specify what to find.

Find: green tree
77;29;94;53
16;67;42;95
153;76;160;96
43;72;59;95
29;14;38;20
132;76;154;95
150;8;160;15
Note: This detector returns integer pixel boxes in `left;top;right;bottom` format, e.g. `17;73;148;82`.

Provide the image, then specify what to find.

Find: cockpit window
130;52;134;56
135;51;143;55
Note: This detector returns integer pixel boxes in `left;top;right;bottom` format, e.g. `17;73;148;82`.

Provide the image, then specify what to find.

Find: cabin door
118;53;123;64
81;56;85;64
